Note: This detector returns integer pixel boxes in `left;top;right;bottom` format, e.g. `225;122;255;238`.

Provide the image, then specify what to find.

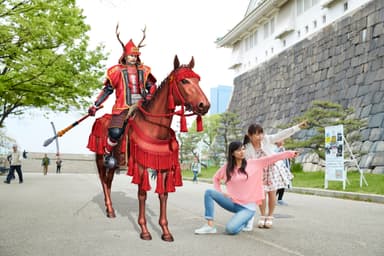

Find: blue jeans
204;189;255;235
6;165;23;183
192;171;198;182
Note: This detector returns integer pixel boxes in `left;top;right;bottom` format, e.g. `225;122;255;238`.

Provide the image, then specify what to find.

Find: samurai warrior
88;27;157;167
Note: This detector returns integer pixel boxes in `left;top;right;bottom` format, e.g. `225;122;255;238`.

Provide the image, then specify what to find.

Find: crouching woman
194;141;299;235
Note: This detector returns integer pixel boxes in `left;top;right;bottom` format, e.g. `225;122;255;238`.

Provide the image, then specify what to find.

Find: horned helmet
116;24;146;65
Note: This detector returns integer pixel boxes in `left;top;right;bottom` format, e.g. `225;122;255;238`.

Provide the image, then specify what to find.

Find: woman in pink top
194;141;298;235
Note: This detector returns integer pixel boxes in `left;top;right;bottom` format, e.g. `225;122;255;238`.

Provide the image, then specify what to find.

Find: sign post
343;134;368;188
324;125;346;189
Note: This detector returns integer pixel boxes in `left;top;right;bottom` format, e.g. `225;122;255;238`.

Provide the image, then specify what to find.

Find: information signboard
324;125;346;188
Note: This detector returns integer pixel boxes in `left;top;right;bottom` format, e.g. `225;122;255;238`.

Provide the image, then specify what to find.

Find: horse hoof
140;232;152;240
106;210;116;218
161;234;174;242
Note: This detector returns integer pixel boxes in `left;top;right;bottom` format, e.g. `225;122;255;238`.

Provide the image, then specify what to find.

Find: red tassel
166;171;176;192
196;115;203;132
141;169;151;191
132;166;140;184
155;172;164;194
174;166;183;186
180;116;187;132
127;156;133;176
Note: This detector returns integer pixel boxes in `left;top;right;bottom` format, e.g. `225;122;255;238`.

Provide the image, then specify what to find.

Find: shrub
291;161;303;173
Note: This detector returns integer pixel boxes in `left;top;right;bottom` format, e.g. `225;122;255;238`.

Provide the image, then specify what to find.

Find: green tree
178;112;243;166
284;100;366;159
213;111;243;162
199;114;220;163
178;128;201;164
178;114;221;165
0;0;106;127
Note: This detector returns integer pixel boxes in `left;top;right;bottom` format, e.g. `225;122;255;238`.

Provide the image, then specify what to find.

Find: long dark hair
225;141;248;183
243;123;264;145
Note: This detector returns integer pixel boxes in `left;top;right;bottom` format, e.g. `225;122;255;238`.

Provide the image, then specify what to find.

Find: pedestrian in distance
4;144;24;184
41;154;50;175
275;140;292;205
191;156;201;184
56;158;62;174
194;141;299;235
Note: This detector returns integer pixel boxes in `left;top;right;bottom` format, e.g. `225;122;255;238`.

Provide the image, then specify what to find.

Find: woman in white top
243;121;307;229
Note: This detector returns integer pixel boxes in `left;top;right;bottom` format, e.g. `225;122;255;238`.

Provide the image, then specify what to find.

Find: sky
3;0;250;154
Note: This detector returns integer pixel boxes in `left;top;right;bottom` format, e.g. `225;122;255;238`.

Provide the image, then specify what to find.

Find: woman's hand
288;151;300;158
299;120;309;129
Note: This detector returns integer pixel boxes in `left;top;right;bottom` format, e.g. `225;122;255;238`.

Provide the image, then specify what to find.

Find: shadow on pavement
91;191;163;237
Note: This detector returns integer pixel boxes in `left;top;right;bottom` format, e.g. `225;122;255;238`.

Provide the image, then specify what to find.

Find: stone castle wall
228;0;384;173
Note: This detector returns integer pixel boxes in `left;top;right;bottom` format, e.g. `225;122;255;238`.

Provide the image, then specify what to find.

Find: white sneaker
243;216;255;231
194;224;217;234
242;226;253;232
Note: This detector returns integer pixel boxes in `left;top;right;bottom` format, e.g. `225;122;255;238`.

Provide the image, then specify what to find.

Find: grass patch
292;171;384;195
182;166;218;180
182;167;384;196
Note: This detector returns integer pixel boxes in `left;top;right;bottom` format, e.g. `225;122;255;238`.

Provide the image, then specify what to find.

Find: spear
43;106;103;147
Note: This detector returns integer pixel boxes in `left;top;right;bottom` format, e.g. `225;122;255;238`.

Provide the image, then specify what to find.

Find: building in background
210;85;233;114
214;0;384;173
216;0;371;76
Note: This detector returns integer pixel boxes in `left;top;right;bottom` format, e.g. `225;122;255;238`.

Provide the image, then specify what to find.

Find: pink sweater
213;151;296;205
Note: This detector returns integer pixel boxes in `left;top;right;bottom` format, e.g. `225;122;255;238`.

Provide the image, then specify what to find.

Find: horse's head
168;55;210;115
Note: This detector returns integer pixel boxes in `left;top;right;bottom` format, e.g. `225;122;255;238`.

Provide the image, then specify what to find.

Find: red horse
87;55;210;241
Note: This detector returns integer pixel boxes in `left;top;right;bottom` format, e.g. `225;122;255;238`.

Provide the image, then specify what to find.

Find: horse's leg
138;187;152;240
105;167;116;218
96;155;115;218
157;171;174;242
158;192;174;242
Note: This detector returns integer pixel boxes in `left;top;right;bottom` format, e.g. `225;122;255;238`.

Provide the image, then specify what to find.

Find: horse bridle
136;67;199;128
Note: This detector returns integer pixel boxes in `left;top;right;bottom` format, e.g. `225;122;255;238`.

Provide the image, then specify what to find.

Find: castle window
297;0;319;16
304;0;311;11
343;2;348;11
253;30;258;46
264;23;269;39
249;36;253;50
270;18;275;35
297;0;304;15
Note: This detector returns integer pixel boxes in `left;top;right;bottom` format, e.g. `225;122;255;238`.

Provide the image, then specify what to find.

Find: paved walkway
1;173;383;256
